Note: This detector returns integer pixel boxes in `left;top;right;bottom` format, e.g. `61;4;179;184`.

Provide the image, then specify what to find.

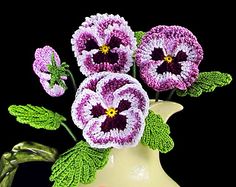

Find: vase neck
109;100;183;166
149;100;183;122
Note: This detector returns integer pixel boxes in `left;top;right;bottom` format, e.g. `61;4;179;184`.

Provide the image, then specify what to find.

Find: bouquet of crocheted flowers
0;13;232;187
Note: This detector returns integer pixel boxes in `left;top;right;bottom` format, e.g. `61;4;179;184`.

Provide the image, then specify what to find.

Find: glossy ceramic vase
79;100;183;187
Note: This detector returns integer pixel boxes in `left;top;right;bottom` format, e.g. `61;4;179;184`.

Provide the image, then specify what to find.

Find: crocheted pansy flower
71;13;137;76
71;72;149;149
136;25;204;92
33;46;69;97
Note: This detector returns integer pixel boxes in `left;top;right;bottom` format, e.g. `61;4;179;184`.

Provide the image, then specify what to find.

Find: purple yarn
71;72;149;149
136;25;204;92
71;13;137;76
33;46;67;97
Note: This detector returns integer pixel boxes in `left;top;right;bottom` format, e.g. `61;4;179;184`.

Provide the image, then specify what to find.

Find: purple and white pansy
136;25;204;92
71;72;149;149
71;13;137;76
33;46;68;97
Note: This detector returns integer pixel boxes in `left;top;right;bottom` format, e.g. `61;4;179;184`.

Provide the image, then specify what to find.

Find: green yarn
0;141;57;187
176;71;232;97
8;104;66;130
50;140;111;187
47;53;69;89
141;110;174;153
134;31;145;46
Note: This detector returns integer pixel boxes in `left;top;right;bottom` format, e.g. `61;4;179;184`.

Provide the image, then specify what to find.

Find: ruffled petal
113;84;149;117
82;13;128;29
172;37;203;65
76;72;110;96
139;60;199;91
83;108;145;149
136;25;203;91
33;46;61;80
136;38;166;67
39;79;65;97
177;61;199;89
71;26;102;64
104;23;137;51
146;25;198;42
72;13;136;76
71;89;107;129
96;73;141;105
139;61;177;91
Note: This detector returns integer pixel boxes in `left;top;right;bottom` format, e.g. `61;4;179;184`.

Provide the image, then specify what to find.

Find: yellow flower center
105;107;118;118
99;44;110;54
164;55;173;63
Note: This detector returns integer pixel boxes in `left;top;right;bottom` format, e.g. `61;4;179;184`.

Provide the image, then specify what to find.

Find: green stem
61;122;77;142
155;92;159;102
166;88;176;101
67;70;77;92
132;61;136;78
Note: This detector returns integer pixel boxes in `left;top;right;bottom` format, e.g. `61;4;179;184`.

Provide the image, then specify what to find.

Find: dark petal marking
157;61;182;75
93;51;119;64
109;36;122;49
85;39;99;51
151;48;165;61
174;50;188;62
91;104;105;117
101;114;127;132
117;99;131;112
84;80;99;92
107;51;119;64
93;51;104;64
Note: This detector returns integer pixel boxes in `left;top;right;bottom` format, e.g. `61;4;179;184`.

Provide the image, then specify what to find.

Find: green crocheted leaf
50;140;111;187
134;31;145;46
8;104;66;130
176;71;232;97
141;110;174;153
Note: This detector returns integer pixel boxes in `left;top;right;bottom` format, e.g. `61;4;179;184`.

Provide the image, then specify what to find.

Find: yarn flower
71;72;149;149
136;25;204;92
71;13;137;76
33;46;69;97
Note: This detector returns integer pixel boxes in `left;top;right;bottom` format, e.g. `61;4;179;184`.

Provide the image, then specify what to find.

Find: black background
1;2;235;187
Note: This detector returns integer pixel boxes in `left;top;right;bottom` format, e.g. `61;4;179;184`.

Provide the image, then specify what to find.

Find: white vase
79;100;183;187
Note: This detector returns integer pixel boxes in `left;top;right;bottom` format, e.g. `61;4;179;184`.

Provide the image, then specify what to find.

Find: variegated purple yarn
71;72;149;149
136;25;203;92
71;13;137;76
33;46;67;97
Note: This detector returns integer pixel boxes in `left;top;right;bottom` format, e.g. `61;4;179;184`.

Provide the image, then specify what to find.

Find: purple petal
136;38;166;67
83;108;145;149
177;61;199;89
139;60;199;91
100;114;127;132
110;46;134;72
146;25;198;42
104;24;137;51
113;84;149;117
92;14;128;38
39;79;65;97
96;73;141;105
76;72;110;96
173;37;203;65
117;99;131;112
82;13;128;29
71;89;107;129
33;46;61;80
136;25;203;91
71;26;101;62
72;13;136;76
